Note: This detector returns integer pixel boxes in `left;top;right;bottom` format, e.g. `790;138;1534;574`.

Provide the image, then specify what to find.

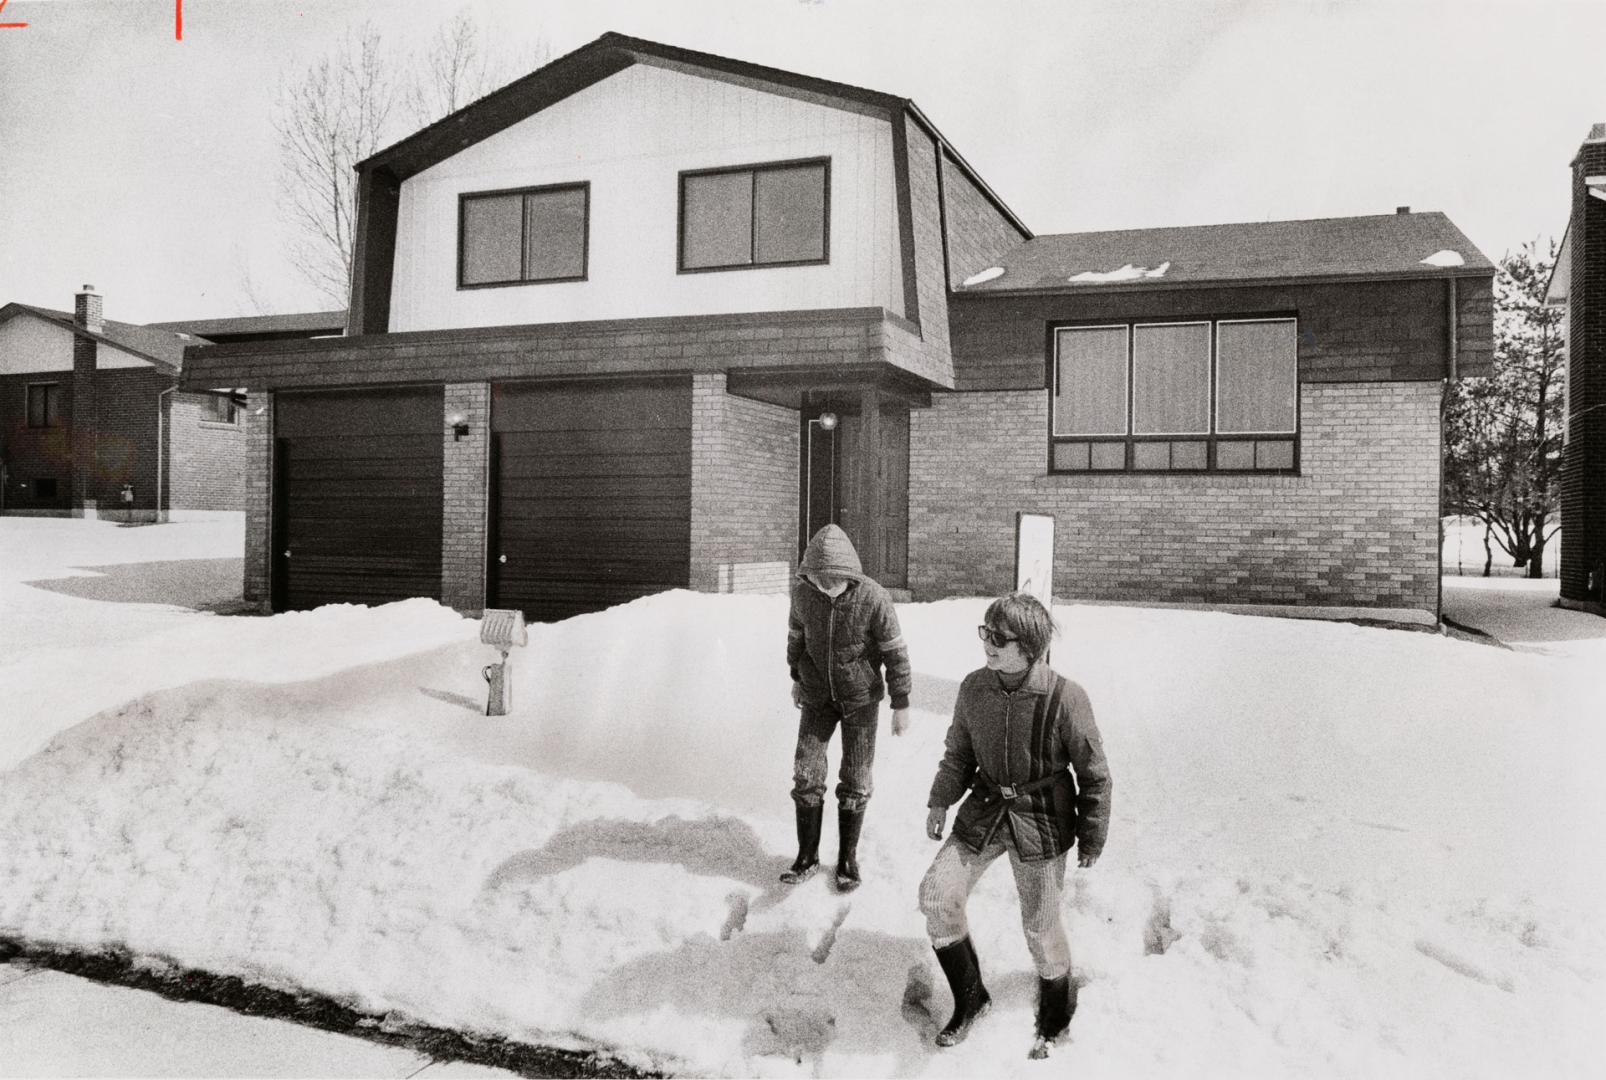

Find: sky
1;515;1603;1076
1;0;1604;323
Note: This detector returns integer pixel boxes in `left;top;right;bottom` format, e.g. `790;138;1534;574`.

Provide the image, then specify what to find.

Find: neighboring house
181;32;1494;623
1545;123;1606;616
0;289;343;519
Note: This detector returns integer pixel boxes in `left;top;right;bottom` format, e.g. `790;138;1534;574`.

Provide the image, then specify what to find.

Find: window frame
677;156;831;274
26;381;62;429
456;181;591;290
1047;314;1301;475
198;391;239;426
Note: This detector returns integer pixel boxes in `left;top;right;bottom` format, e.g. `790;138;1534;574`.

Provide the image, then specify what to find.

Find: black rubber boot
1028;974;1076;1059
933;937;991;1047
835;806;864;892
779;803;824;884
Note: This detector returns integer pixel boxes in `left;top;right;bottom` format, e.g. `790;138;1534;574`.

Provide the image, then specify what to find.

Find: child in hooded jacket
783;524;912;892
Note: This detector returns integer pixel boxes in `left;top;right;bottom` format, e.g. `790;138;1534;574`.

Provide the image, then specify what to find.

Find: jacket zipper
825;595;836;701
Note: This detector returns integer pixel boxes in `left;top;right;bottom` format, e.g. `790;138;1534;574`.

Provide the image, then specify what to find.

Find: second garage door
489;379;691;621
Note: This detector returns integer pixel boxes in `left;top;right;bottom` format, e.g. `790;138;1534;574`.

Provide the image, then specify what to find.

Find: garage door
273;387;442;611
490;379;690;622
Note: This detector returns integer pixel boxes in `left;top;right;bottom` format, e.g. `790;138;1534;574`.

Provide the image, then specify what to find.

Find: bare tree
1443;241;1566;577
273;24;397;306
404;9;546;129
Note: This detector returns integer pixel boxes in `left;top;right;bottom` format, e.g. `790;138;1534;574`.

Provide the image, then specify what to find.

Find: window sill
198;421;239;430
1034;471;1307;490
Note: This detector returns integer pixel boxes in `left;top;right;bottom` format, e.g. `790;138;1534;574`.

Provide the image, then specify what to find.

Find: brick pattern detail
689;373;798;594
940;154;1026;287
241;392;274;611
165;393;246;511
70;334;97;508
949;277;1495;390
89;368;171;509
1561;139;1606;606
909;382;1442;614
441;382;490;614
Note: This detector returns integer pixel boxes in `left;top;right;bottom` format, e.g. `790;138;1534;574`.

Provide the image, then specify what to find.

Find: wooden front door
799;400;909;588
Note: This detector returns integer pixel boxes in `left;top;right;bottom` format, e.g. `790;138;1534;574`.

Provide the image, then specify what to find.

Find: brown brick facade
909;381;1442;614
689;373;798;593
1560;137;1606;610
165;392;246;511
442;382;490;613
0;371;73;510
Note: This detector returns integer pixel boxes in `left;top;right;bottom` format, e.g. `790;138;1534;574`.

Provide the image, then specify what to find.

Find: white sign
1014;512;1055;609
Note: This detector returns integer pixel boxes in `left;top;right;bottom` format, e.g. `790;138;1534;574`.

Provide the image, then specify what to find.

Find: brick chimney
74;284;103;333
70;285;101;515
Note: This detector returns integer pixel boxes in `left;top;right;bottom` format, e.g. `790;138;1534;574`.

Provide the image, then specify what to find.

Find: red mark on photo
0;0;28;30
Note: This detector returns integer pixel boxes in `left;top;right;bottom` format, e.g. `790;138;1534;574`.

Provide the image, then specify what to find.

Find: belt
971;770;1067;848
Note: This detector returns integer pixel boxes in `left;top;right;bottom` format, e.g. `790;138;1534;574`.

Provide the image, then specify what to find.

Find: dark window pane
461;194;523;285
1133;322;1210;434
524;187;587;281
754;164;826;263
1052;442;1090;471
1216;440;1254;469
1218;319;1298;433
35;478;58;498
1133;442;1169;469
682;171;753;269
28;384;59;428
1090;442;1126;470
1172;441;1207;469
1055;326;1128;435
1256;439;1295;469
200;393;236;423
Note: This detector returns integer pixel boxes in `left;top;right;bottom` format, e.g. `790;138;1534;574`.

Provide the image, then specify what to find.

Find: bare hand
791;683;802;709
891;707;910;736
1077;851;1099;869
926;807;946;840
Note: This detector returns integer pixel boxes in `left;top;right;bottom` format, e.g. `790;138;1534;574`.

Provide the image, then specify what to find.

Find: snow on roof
1420;249;1466;267
1068;261;1171;284
962;266;1006;286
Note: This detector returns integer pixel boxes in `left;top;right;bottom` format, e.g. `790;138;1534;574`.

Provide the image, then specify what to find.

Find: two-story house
182;32;1495;623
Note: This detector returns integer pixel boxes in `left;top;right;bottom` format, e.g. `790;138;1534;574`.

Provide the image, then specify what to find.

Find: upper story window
679;158;829;272
459;182;589;288
1050;317;1299;473
26;382;62;428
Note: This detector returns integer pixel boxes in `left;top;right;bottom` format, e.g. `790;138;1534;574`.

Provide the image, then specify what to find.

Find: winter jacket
787;525;912;712
927;660;1111;862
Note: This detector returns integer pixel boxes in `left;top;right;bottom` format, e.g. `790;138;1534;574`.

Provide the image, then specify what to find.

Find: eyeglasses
977;625;1019;648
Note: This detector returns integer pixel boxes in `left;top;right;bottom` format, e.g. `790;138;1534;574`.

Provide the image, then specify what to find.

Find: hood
798;524;866;581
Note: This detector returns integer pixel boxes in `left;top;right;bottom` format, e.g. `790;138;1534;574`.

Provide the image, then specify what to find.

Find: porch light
813;412;837;431
448;410;470;440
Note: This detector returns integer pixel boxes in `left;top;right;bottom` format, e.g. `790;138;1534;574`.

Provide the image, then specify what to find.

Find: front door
798;400;909;588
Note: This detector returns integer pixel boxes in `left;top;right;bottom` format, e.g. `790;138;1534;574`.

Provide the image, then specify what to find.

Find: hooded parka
787;525;911;712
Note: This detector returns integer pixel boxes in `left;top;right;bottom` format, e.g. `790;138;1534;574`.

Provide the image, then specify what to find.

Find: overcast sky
2;0;1603;322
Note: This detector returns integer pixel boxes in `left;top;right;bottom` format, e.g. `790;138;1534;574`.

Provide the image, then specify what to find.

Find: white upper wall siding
0;314;153;373
389;63;903;332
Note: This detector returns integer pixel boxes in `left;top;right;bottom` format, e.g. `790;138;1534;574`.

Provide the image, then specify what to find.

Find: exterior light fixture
814;411;838;431
448;411;470;440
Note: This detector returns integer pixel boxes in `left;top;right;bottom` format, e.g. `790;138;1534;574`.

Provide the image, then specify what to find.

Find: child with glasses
917;592;1111;1060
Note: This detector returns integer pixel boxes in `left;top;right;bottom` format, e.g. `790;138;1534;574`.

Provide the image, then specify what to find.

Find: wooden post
858;386;883;581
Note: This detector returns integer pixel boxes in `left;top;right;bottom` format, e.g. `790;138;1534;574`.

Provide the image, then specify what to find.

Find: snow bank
2;579;1603;1077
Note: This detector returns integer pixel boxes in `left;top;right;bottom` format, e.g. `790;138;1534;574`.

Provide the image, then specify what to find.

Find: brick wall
70;332;97;509
940;154;1028;287
88;367;170;509
441;382;490;613
909;382;1443;614
689;373;798;593
0;370;73;509
165;392;246;511
950;276;1494;390
241;392;273;611
1560;136;1606;608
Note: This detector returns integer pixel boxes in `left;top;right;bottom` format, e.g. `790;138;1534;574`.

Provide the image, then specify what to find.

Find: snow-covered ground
1;518;1603;1078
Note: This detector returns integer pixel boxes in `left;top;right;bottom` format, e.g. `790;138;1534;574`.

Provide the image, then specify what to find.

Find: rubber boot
835;806;865;892
933;937;991;1047
779;803;823;884
1027;974;1076;1059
